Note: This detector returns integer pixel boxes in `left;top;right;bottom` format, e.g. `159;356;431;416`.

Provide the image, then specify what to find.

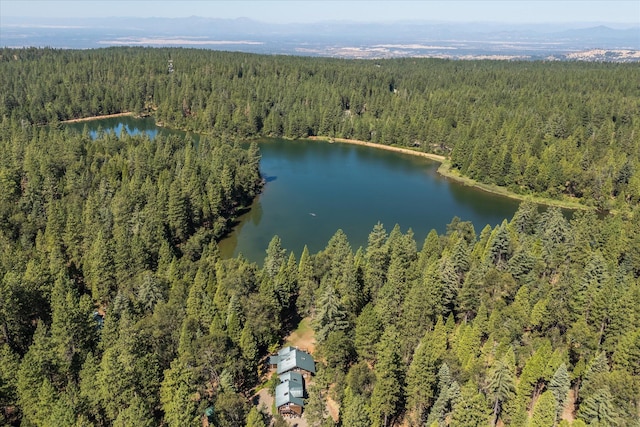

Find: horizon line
2;15;639;26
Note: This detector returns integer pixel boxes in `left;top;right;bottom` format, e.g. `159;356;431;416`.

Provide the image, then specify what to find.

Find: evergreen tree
245;406;268;427
0;344;20;425
425;363;461;427
530;390;558;427
364;222;389;298
370;326;404;427
215;390;249;427
50;275;95;376
167;179;191;243
313;284;349;342
510;201;539;235
341;390;371;427
354;303;382;361
487;358;515;426
113;395;156;427
264;235;286;279
85;230;116;304
578;365;618;425
450;381;490;427
405;318;447;425
486;220;512;268
160;360;199;427
305;382;330;427
296;245;317;316
15;322;59;426
549;363;571;419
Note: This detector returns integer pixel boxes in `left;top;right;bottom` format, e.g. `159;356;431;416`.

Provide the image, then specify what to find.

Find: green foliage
113;395;155;427
264;235;287;279
305;381;330;427
530;390;557;427
341;391;371;427
313;284;350;343
5;48;640;206
425;363;461;427
450;381;490;427
214;390;250;427
405;318;447;424
296;245;317;316
160;360;199;427
487;357;515;426
578;387;616;426
354;303;382;361
549;363;571;418
0;344;20;423
321;330;356;372
345;361;375;398
245;406;268;427
1;47;640;426
364;222;390;298
370;326;404;427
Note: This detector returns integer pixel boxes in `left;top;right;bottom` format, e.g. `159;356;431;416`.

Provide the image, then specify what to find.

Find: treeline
301;205;640;427
1;47;639;209
1;46;639;426
0;113;639;427
0;120;267;425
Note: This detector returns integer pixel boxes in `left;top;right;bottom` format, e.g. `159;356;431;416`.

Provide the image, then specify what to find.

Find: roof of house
270;346;298;366
278;346;296;356
275;347;316;375
275;381;305;409
269;355;280;365
279;371;304;386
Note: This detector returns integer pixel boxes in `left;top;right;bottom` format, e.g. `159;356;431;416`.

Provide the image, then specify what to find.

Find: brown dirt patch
561;389;576;422
326;394;340;423
284;317;316;354
61;112;133;123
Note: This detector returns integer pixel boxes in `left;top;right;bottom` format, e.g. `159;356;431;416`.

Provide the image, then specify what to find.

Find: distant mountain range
1;16;639;61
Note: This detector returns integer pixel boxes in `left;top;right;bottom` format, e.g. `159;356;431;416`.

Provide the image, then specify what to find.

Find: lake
66;116;521;263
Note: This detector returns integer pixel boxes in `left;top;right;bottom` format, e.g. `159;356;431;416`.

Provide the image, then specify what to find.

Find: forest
1;47;639;210
0;47;639;427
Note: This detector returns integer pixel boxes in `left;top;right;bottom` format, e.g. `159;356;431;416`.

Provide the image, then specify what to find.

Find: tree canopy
1;47;639;426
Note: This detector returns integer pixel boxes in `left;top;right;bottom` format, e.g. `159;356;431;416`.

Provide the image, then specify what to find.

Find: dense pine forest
1;47;639;209
0;47;639;427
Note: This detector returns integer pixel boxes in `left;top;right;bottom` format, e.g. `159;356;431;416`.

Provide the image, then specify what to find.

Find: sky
1;0;639;24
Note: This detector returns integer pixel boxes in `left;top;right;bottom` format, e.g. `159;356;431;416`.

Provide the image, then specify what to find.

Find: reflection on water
217;139;522;262
67;118;526;264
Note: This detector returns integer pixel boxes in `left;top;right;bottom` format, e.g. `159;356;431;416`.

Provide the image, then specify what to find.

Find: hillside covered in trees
1;47;639;210
0;47;639;426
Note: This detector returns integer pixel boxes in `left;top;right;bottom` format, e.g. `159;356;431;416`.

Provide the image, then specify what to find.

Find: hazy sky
1;0;639;24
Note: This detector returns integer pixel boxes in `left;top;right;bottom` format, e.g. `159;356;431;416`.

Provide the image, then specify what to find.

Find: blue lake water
67;116;522;263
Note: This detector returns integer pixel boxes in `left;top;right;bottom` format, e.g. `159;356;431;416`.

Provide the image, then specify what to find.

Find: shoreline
60;112;134;124
308;136;446;162
435;161;589;211
59;114;589;211
308;135;589;211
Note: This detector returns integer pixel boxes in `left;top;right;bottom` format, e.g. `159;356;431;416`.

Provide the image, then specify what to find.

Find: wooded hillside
1;47;639;209
0;47;639;426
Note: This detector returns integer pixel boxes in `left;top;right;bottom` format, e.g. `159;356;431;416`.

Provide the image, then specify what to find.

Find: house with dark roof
269;346;317;417
269;346;316;377
275;371;305;417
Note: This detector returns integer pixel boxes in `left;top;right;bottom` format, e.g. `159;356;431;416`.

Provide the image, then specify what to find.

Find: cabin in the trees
275;371;305;417
269;346;316;417
269;346;316;377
